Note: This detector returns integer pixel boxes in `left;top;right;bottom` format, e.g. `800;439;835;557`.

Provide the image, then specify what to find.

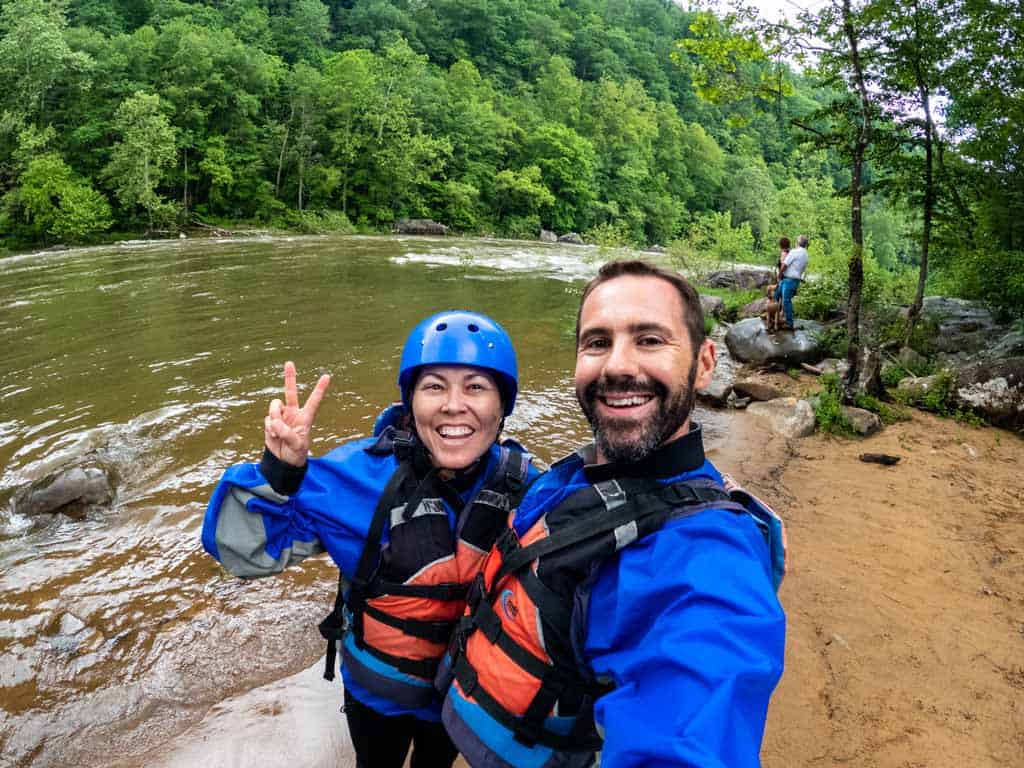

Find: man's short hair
797;235;809;247
574;260;705;354
779;236;791;251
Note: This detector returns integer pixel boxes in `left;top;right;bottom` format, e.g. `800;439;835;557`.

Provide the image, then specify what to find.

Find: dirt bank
719;404;1023;767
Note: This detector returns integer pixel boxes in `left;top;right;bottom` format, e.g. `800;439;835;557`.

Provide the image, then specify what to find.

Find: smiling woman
201;310;538;768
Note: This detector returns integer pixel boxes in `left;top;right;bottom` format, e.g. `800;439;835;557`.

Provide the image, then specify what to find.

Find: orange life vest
318;430;532;710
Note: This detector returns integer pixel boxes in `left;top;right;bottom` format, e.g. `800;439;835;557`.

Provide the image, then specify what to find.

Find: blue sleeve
584;509;786;768
201;439;391;580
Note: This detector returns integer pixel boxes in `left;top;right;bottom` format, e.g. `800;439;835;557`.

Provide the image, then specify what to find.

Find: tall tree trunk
841;0;873;398
182;147;189;214
276;107;294;199
903;0;935;347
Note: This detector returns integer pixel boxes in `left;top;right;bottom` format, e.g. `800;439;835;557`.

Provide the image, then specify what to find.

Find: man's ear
693;338;717;391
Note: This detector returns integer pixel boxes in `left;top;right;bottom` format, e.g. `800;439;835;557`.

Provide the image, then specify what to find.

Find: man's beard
577;368;698;464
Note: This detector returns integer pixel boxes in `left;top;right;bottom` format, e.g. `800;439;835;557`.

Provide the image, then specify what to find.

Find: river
0;235;731;767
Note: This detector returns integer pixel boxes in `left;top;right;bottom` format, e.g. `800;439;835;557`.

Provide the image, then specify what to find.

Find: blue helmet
398;311;518;416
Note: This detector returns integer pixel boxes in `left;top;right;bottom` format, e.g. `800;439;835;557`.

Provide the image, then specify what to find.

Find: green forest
1;0;1022;319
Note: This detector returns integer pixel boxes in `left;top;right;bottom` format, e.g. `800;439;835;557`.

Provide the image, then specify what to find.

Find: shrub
814;373;854;435
812;325;849;359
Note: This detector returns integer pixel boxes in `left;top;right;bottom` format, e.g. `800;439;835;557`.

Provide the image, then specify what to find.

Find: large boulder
732;380;783;402
980;329;1024;361
558;232;584;245
705;267;774;290
746;397;816;439
897;373;944;402
539;229;558;243
647;244;667;254
954;357;1024;431
395;218;449;236
12;465;115;518
700;294;725;319
842;406;883;436
698;325;737;406
918;296;1000;354
725;317;825;365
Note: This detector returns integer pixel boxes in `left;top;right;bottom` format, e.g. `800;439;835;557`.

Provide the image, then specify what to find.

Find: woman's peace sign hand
264;361;331;467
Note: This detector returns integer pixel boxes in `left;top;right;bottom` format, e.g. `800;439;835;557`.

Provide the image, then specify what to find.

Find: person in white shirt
775;234;809;329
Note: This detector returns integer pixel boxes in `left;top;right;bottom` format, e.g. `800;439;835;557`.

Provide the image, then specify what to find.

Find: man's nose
602;339;639;378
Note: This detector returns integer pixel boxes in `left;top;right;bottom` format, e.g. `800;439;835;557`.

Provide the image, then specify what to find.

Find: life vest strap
468;597;554;680
361;641;442;680
362;602;458;644
367;579;469;601
492;480;730;587
451;654;601;752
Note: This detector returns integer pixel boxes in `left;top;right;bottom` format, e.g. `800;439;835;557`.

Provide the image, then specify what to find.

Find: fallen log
859;453;900;466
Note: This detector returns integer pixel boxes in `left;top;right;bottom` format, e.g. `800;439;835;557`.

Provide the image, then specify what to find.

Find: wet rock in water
647;244;667;254
746;397;816;439
700;294;725;319
13;465;115;518
842;406;883;436
740;297;769;319
725;317;825;365
918;296;1000;354
954;357;1024;431
705;267;774;290
395;218;449;236
539;229;558;243
558;232;584;245
733;380;783;402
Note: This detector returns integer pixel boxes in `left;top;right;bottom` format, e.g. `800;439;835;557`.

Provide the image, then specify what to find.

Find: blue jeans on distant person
775;278;801;328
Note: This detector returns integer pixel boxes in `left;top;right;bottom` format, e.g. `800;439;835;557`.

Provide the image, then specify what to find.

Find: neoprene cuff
259;447;307;496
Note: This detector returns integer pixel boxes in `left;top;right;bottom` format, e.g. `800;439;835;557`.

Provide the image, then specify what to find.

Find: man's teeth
605;395;653;407
439;426;473;437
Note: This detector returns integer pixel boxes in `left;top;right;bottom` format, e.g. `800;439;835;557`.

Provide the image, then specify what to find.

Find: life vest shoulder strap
492;479;734;586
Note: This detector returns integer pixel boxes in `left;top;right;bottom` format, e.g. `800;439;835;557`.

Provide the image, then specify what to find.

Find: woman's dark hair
779;236;791;251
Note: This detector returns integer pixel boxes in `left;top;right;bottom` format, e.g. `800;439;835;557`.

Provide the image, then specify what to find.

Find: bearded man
438;260;786;768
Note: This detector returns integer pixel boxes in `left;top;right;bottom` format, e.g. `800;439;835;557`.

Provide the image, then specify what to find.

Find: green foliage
694;286;761;322
814;373;853;435
852;394;909;425
585;221;638;248
812;325;849;359
103;91;177;227
282;208;355;235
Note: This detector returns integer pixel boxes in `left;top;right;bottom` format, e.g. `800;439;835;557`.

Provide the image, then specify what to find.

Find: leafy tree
103;91;177;228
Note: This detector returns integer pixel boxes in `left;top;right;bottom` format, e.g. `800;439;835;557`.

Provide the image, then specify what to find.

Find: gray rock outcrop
700;294;725;319
918;296;1000;354
539;229;558;243
954;357;1024;431
725;317;825;365
558;232;584;245
746;397;816;439
842;406;883;436
395;219;449;236
706;267;774;290
732;381;783;402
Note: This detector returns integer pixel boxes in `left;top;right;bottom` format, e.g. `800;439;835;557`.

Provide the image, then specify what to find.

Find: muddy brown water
0;236;731;767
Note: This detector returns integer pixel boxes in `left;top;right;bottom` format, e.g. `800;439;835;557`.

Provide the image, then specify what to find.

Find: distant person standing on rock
775;234;809;330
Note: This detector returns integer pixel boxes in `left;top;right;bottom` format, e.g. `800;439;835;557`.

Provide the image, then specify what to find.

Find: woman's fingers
302;374;331;420
283;361;299;410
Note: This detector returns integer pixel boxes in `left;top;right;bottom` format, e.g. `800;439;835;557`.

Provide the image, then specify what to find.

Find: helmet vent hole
468;323;479;332
436;322;448;331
